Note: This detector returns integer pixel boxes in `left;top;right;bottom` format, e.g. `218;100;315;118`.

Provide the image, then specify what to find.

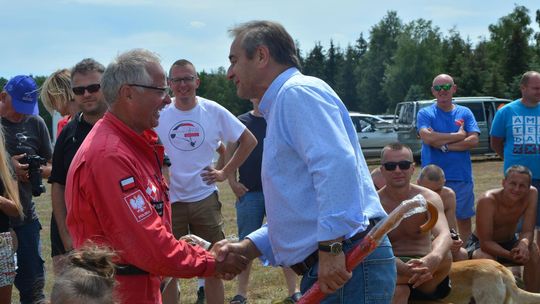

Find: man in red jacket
65;49;247;304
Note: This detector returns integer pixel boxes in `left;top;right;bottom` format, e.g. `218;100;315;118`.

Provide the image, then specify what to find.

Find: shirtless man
417;165;468;261
378;143;452;304
466;165;540;292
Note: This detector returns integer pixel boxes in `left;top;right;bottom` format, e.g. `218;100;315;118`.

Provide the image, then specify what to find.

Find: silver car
349;112;397;158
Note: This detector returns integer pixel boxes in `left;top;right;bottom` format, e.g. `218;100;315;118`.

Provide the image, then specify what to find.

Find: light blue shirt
247;67;387;266
490;99;540;179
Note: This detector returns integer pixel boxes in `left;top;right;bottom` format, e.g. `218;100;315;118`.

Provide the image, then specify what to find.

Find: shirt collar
259;67;300;118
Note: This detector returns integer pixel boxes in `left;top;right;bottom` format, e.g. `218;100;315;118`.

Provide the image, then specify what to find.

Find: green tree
303;43;326;79
338;34;367;111
357;11;402;113
488;5;534;90
324;40;343;89
383;19;443;109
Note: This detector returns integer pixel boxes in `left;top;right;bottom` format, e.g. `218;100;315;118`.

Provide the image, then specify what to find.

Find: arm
418;126;467;148
512;187;538;263
447;132;479;151
201;129;257;184
51;183;73;251
225;141;248;199
40;160;52;179
0;195;21;217
476;195;514;261
490;136;505;160
214;142;226;170
440;189;463;252
407;192;452;288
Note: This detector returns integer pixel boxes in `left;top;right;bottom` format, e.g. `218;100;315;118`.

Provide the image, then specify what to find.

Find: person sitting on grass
417;164;468;261
466;165;540;292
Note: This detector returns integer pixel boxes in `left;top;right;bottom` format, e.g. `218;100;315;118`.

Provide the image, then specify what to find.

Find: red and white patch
146;180;159;201
124;190;152;222
454;118;464;127
120;176;136;192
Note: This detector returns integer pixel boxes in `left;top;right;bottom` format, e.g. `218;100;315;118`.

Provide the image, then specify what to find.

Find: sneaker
230;294;247;304
195;286;205;304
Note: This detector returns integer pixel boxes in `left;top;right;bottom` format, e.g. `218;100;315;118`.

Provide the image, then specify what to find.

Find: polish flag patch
146;180;158;201
120;177;136;192
124;190;152;222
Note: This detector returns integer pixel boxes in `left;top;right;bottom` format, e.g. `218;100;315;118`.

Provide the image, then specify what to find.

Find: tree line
2;5;540;132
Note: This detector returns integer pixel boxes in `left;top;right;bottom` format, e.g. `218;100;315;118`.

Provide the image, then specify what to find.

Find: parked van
393;96;511;161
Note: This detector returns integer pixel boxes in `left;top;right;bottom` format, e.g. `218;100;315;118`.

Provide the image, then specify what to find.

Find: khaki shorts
171;191;225;244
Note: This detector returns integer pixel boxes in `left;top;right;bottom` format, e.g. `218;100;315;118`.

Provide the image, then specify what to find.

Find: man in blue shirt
221;20;396;303
417;74;480;245
491;71;540;232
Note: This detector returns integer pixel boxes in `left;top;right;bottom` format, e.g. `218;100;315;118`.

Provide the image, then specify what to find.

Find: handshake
181;234;260;280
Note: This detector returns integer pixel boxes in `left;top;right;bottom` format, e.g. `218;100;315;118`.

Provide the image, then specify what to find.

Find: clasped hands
182;235;254;280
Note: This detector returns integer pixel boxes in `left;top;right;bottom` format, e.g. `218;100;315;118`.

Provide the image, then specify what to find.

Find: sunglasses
72;84;101;96
382;160;413;171
432;83;453;91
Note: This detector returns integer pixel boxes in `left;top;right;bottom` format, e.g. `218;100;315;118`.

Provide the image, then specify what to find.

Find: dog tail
500;265;540;304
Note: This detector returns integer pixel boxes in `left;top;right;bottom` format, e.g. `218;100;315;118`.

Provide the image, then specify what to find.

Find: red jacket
66;112;216;304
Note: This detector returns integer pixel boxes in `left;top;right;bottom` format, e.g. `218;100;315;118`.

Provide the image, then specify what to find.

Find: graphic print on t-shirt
512;115;540;155
168;120;205;151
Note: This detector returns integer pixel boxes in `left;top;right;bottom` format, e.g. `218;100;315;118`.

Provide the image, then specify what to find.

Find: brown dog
411;259;540;304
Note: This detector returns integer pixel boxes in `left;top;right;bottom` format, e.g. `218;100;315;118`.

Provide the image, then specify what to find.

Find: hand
200;166;227;185
454;125;466;140
317;251;352;294
450;238;463;254
511;241;530;264
229;180;248;198
11;154;29;182
210;240;249;280
406;257;438;288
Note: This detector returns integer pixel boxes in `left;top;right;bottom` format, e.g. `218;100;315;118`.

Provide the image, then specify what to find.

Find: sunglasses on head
382;160;413;171
432;83;453;92
72;84;101;96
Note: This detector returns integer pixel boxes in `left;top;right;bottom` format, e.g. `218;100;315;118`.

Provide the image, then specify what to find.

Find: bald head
432;74;454;86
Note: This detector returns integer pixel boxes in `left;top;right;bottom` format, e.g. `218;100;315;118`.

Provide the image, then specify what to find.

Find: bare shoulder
440;186;456;200
414;184;443;205
476;189;500;211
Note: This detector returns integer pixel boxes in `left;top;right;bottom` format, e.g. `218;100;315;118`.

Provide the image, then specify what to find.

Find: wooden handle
419;201;438;233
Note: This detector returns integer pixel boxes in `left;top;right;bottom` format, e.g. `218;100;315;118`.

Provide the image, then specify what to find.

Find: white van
393;96;511;161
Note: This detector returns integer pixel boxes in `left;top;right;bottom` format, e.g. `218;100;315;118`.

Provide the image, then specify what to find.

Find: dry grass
24;159;503;303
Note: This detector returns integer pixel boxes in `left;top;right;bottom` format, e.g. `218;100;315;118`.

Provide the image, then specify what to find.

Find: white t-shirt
156;96;246;202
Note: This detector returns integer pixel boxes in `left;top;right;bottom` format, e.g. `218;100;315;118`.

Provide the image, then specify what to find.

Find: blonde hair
51;243;117;304
0;127;22;217
40;69;74;115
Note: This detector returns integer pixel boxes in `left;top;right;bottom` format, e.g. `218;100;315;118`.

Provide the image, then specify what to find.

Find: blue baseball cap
4;75;39;115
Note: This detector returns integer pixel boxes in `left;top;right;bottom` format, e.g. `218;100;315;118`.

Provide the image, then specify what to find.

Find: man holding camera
0;75;52;304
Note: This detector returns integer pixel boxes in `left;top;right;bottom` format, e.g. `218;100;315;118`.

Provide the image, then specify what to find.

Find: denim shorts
235;192;266;240
445;180;475;220
300;235;396;304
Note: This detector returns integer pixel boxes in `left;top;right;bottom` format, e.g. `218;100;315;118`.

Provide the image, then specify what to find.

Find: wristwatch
318;241;343;255
440;144;449;153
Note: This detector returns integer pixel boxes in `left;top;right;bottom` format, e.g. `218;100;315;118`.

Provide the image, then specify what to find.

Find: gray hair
101;49;161;105
228;20;301;69
418;164;445;182
504;165;532;185
71;58;105;81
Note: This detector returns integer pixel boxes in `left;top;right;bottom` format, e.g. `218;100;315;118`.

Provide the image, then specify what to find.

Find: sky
1;0;539;79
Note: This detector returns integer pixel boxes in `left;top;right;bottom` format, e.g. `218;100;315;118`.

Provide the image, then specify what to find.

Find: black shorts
409;275;452;300
465;234;519;264
50;213;68;257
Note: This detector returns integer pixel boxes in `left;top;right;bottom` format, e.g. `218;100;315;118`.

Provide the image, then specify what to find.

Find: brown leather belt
290;218;379;276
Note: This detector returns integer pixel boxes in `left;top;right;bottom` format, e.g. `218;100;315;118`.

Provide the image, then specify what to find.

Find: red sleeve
87;151;216;278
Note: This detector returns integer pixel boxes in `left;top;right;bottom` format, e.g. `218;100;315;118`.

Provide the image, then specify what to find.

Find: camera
19;155;47;197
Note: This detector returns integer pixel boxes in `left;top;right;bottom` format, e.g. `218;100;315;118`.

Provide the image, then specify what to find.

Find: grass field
17;159;503;303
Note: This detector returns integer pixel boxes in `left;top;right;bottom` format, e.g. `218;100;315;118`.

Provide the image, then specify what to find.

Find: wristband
441;144;449;153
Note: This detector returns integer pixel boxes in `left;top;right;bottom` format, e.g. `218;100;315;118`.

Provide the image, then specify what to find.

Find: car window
397;103;415;125
459;102;485;122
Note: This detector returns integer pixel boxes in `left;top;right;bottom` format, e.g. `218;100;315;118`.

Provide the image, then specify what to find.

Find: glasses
128;84;171;98
382;160;413;171
169;76;196;84
432;83;453;91
72;84;101;95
